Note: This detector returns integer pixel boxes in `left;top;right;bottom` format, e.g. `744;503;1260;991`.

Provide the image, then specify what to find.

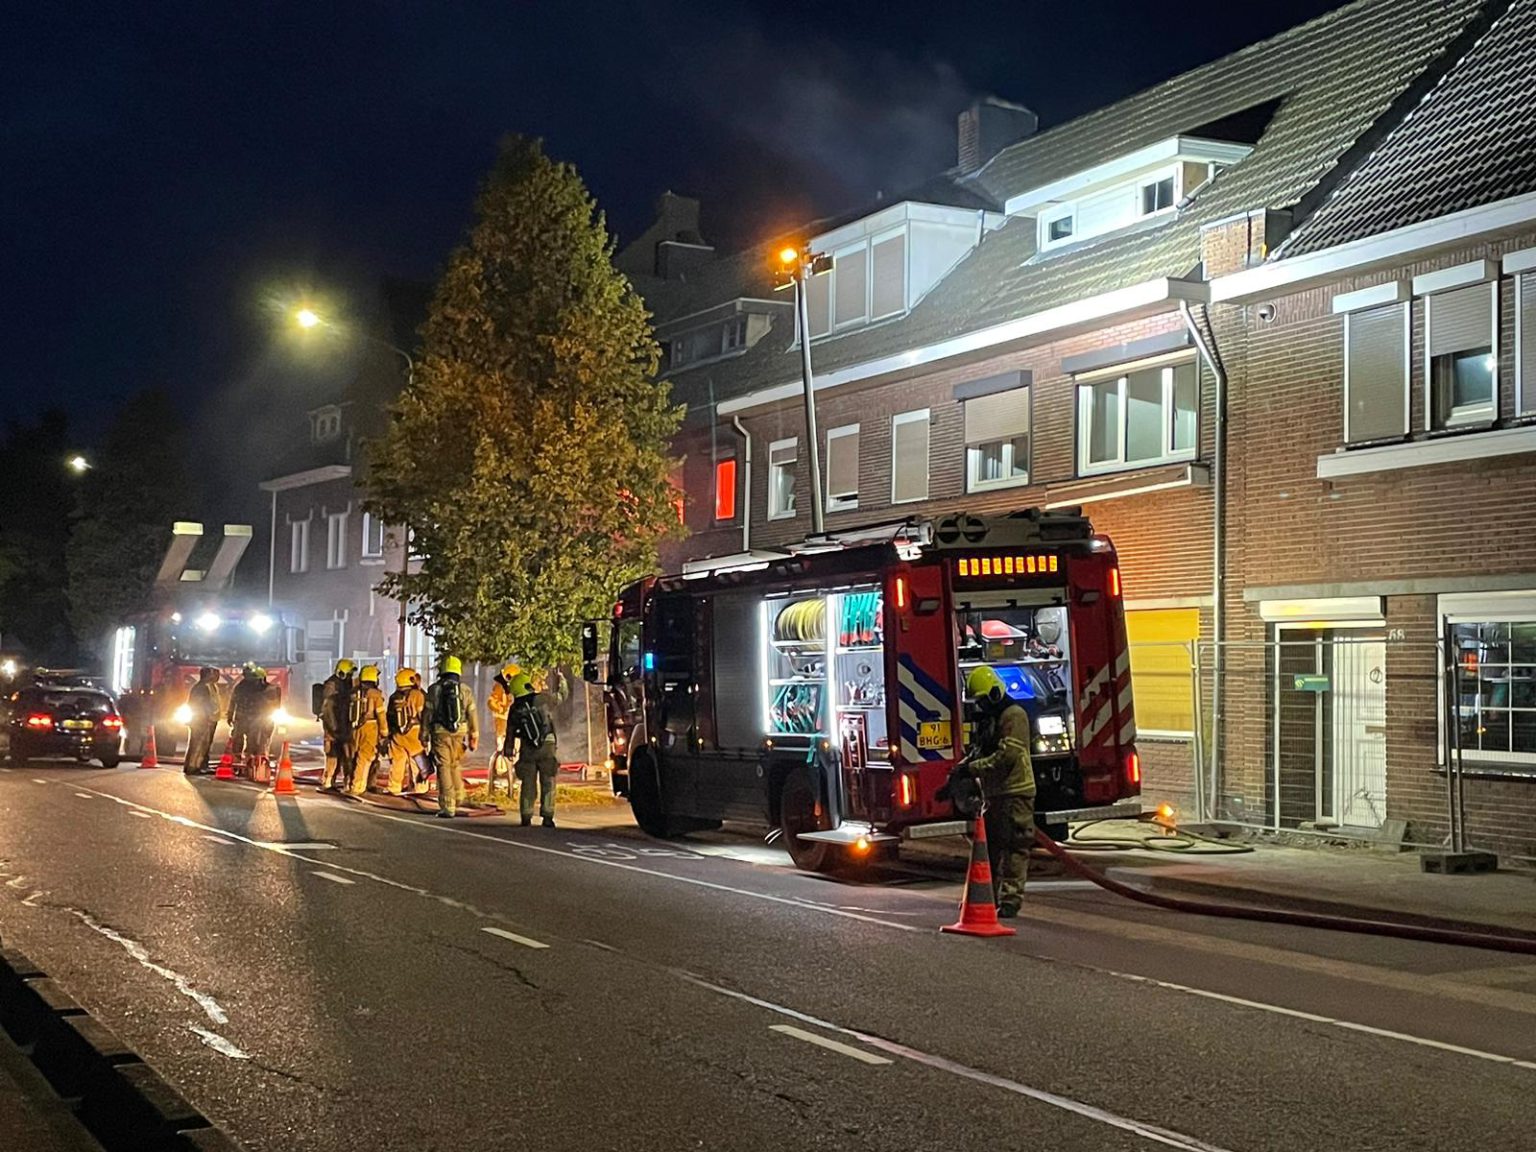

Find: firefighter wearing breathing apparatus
317;659;356;792
505;672;558;828
959;665;1036;918
386;668;428;795
422;656;477;818
349;665;388;795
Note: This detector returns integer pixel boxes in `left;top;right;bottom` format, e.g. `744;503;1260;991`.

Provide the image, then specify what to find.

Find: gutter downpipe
1181;300;1225;822
732;416;753;551
267;489;278;607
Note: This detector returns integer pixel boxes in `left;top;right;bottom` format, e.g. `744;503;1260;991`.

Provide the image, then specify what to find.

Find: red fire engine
582;508;1142;871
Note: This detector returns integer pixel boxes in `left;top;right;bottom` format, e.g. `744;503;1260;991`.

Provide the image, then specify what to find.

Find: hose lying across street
1032;827;1536;957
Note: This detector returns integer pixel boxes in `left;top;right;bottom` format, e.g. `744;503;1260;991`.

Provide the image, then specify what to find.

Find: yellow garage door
1124;608;1199;737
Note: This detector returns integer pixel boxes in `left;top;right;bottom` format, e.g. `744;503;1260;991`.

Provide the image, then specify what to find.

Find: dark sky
2;0;1343;442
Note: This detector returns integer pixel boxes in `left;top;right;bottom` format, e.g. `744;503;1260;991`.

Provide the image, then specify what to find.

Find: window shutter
806;271;830;338
1522;275;1536;415
964;387;1030;443
1429;283;1493;355
834;248;867;327
871;234;906;318
1345;305;1407;444
827;429;859;500
892;413;929;503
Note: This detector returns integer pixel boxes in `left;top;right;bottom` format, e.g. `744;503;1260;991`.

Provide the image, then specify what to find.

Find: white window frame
1440;593;1536;768
1076;358;1199;476
825;424;860;512
767;437;798;521
326;510;348;570
831;241;870;331
1424;282;1498;431
1039;205;1076;250
890;408;930;504
289;518;310;574
966;435;1031;493
1343;302;1412;444
1138;169;1178;218
723;315;748;351
312;409;341;444
1519;273;1529;417
360;511;385;560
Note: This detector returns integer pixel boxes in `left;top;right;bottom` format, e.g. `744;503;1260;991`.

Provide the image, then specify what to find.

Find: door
1331;637;1387;828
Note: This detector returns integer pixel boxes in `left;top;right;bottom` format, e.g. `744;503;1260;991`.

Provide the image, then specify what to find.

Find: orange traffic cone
139;726;159;769
214;739;236;780
272;742;296;795
940;812;1017;938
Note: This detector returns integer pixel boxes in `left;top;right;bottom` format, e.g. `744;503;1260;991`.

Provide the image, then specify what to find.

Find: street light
291;307;414;384
67;454;90;475
776;244;831;534
295;308;320;329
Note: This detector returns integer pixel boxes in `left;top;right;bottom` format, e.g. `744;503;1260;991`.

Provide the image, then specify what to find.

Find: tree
65;390;195;658
0;409;78;662
367;136;683;669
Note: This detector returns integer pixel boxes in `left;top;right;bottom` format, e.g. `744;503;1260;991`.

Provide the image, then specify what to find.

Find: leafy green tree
367;136;683;669
0;410;77;662
65;390;195;658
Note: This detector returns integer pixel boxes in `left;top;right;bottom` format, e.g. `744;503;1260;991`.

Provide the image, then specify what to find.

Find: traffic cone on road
214;739;236;780
940;813;1017;938
272;743;296;795
139;726;159;769
252;754;271;785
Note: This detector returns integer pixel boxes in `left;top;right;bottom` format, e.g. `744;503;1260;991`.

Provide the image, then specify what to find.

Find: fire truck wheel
627;752;677;839
778;766;834;873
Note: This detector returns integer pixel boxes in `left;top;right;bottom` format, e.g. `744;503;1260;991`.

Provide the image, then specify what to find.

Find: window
326;511;348;570
768;438;797;519
806;269;831;339
723;316;748;351
289;519;310;574
1426;282;1496;428
311;408;341;444
891;409;930;504
713;457;737;522
964;388;1030;491
670;327;716;369
825;424;859;512
360;512;385;559
802;229;910;339
833;245;867;328
1045;211;1075;244
1344;303;1409;444
1125;608;1198;736
1450;620;1536;764
1140;175;1175;215
871;232;906;318
1077;361;1197;473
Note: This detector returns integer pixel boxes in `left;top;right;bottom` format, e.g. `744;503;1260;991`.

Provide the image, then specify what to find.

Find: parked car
1;683;124;768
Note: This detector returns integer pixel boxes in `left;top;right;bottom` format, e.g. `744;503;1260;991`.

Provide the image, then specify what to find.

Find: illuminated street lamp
295;307;321;329
66;454;90;474
776;244;832;534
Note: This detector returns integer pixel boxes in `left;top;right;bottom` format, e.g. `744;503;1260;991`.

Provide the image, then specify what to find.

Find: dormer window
310;407;342;445
1045;210;1075;243
1141;175;1175;215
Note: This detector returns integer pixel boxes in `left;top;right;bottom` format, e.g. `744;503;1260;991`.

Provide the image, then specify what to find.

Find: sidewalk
0;1030;98;1152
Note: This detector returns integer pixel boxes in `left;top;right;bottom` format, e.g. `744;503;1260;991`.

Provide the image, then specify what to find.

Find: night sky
3;0;1343;446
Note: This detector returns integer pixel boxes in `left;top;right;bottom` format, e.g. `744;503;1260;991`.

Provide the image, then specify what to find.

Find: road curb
1103;867;1536;940
0;937;242;1151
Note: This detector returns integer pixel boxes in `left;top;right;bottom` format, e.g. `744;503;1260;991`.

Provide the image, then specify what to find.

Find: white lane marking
683;972;1233;1152
1026;880;1101;891
69;910;228;1025
312;871;355;886
1095;966;1536;1073
770;1024;892;1066
201;834;234;846
32;778;49;785
255;841;336;851
582;938;619;953
74;792;92;799
189;1025;249;1059
5;876;29;889
22;890;45;907
481;926;549;950
128;811;152;819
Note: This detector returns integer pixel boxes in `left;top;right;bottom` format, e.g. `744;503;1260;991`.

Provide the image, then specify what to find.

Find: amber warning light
955;555;1059;579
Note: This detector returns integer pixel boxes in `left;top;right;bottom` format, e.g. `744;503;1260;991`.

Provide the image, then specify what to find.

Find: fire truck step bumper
900;800;1145;841
796;823;901;846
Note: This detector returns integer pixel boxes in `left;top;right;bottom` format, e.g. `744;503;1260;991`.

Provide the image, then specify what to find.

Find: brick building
635;0;1506;829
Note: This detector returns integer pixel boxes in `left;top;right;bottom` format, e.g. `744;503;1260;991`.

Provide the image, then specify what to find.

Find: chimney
615;191;715;280
958;97;1039;173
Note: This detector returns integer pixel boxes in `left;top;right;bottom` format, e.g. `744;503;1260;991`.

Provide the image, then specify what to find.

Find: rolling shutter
1429;282;1493;355
826;427;859;503
1524;275;1536;415
834;247;867;327
964;387;1030;444
871;233;906;318
806;270;830;338
891;412;929;504
1345;304;1407;444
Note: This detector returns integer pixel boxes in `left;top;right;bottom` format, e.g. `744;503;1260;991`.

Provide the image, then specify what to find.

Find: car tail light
25;713;53;730
100;715;123;731
1126;750;1141;787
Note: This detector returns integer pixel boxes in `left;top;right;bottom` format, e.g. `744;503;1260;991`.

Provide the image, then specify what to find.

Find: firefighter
228;664;266;770
506;671;559;828
349;665;388;795
318;659;356;792
421;656;477;818
248;667;281;766
962;665;1037;918
486;662;520;792
386;668;427;795
183;667;222;775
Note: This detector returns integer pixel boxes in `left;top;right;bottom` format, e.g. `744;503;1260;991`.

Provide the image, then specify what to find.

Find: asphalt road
2;764;1534;1151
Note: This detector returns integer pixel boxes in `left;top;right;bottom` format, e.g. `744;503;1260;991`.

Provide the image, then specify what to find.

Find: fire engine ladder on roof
678;518;934;581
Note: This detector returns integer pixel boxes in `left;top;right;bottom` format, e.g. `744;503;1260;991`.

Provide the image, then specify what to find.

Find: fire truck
582;508;1142;871
108;523;299;756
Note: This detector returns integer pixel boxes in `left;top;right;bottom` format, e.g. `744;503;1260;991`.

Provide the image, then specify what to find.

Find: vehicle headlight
1036;714;1066;737
248;613;273;634
173;704;193;725
271;708;291;727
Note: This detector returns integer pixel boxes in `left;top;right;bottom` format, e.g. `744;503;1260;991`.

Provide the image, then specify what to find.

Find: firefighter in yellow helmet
349;665;388;795
386;668;428;795
317;659;357;792
506;671;559;827
962;665;1037;918
421;655;477;817
486;662;521;793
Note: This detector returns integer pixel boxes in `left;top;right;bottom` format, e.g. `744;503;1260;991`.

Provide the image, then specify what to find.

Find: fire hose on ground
1030;825;1536;957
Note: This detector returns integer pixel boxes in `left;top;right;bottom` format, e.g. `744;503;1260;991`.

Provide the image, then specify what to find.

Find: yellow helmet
335;659;355;676
441;655;463;676
395;669;415;689
359;665;380;684
966;665;1006;705
501;662;521;680
508;672;535;698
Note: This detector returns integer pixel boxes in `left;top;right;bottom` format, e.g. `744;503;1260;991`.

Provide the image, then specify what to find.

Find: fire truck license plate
917;721;951;750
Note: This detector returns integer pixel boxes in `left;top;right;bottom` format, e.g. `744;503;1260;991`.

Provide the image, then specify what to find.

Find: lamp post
777;245;830;535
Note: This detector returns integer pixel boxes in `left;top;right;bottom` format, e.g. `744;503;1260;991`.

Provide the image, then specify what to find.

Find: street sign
1293;674;1330;692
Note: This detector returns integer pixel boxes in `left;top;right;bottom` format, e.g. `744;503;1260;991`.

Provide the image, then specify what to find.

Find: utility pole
779;244;830;534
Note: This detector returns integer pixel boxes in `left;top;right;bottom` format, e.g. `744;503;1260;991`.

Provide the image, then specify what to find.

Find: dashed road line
770;1024;891;1066
74;792;92;799
481;926;549;950
189;1025;249;1059
32;778;49;785
312;871;355;886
